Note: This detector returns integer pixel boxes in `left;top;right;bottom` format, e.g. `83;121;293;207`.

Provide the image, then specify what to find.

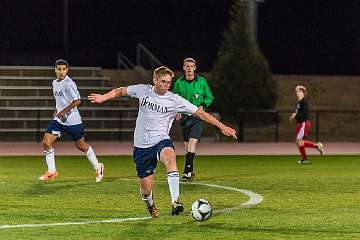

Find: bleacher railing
136;42;163;70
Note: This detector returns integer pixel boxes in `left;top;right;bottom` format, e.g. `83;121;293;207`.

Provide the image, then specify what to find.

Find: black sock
184;152;195;173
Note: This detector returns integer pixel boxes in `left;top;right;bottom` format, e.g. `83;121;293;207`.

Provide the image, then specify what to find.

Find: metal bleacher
0;66;138;141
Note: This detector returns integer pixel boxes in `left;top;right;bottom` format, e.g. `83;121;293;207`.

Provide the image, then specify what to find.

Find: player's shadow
22;181;93;196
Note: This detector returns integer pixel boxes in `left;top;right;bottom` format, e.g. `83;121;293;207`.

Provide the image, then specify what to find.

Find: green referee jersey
172;75;214;112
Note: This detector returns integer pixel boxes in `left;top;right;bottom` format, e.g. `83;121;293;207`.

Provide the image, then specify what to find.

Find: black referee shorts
179;115;204;142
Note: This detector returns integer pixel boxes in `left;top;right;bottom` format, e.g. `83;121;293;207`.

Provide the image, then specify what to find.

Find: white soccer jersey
52;75;82;126
127;84;198;148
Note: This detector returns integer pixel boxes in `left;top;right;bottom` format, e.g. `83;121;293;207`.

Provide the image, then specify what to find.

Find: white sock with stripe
140;190;154;207
44;149;56;172
167;171;180;204
85;146;100;170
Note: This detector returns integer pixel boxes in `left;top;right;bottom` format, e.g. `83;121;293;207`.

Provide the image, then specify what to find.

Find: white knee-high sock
85;146;100;170
44;149;56;172
167;171;180;204
140;190;154;207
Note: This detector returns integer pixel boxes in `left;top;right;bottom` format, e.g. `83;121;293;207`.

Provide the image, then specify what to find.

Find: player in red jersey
290;85;324;164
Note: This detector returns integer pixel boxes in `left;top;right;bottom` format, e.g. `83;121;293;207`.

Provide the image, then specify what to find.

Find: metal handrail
117;43;164;81
117;52;136;70
117;51;150;81
136;42;163;69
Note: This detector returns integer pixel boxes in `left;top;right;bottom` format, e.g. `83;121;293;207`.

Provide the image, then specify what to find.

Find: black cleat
171;201;184;216
181;172;195;182
147;205;159;218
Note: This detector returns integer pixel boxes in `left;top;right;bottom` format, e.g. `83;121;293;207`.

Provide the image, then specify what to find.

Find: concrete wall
275;75;360;110
270;75;360;141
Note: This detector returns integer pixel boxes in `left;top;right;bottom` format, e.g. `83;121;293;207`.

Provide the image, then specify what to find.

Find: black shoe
147;205;159;218
298;159;311;164
181;172;195;182
171;201;184;216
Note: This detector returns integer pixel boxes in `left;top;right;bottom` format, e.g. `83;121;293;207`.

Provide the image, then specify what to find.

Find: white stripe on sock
140;190;154;207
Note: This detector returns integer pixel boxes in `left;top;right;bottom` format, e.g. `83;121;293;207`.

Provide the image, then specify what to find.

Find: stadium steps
0;86;114;97
0;96;136;108
0;107;138;120
0;76;111;87
0;117;136;129
0;66;137;141
0;66;102;77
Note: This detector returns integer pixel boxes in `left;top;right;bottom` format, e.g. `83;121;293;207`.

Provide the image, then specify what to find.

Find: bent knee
42;140;52;149
296;140;304;146
161;147;175;157
75;142;89;152
141;187;152;197
76;145;87;152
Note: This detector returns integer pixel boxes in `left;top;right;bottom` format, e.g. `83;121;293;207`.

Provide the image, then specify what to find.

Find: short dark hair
55;59;69;67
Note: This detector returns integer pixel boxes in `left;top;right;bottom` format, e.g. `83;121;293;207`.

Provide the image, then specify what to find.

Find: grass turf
0;155;359;239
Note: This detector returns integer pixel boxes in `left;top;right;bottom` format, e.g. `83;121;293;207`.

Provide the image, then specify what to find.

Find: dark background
0;0;359;74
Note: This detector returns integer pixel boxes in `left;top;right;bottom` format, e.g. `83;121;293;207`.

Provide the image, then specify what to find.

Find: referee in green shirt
172;58;214;182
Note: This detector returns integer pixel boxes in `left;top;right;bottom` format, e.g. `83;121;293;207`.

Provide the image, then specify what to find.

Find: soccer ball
191;199;213;221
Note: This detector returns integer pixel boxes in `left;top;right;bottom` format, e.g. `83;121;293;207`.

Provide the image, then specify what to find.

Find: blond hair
153;66;174;81
295;85;307;94
183;58;196;65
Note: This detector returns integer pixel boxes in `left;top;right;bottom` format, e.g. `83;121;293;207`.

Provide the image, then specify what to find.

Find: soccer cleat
95;163;104;183
38;171;59;182
147;205;160;218
171;201;184;216
317;142;324;155
181;172;195;182
298;159;311;164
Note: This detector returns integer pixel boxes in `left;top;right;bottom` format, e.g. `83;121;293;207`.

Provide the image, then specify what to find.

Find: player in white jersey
38;59;104;183
88;66;236;218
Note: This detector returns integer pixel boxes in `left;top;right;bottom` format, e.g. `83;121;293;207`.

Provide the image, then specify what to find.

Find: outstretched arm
194;108;237;139
88;87;128;104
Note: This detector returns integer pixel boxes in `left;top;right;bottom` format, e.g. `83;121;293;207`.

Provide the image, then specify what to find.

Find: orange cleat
38;171;59;182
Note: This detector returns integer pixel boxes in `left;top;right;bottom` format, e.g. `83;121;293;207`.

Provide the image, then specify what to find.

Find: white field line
0;217;151;229
0;180;263;229
188;182;263;213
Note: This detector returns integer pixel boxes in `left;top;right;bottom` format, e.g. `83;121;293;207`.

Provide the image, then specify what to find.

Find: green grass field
0;155;359;240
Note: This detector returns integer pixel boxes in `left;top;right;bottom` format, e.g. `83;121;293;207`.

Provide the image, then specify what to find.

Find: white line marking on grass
0;179;263;229
188;182;263;213
0;217;151;229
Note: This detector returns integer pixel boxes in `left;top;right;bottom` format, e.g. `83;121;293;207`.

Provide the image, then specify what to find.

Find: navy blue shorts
46;120;85;141
133;139;175;178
